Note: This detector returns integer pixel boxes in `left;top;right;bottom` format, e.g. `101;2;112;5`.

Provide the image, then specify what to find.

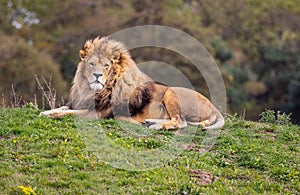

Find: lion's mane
67;37;152;118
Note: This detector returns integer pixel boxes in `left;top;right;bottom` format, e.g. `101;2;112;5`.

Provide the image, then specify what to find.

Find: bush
0;33;67;108
259;110;276;124
259;109;292;125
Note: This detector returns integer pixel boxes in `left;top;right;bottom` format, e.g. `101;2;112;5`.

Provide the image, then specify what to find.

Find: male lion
40;37;224;130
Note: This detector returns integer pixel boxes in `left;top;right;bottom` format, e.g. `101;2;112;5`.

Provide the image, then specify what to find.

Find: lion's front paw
39;107;70;118
142;119;170;130
142;120;156;128
149;123;163;130
142;120;162;130
162;122;179;130
39;110;61;118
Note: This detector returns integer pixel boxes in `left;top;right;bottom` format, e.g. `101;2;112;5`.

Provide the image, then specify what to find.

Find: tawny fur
40;36;224;130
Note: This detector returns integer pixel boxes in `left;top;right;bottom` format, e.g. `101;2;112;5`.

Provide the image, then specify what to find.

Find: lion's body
40;37;224;130
121;83;224;129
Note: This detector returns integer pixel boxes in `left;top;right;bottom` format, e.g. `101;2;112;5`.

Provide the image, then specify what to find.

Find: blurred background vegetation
0;0;299;123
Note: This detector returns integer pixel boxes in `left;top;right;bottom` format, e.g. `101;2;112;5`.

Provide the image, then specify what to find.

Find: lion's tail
202;118;224;130
187;111;224;130
204;111;224;130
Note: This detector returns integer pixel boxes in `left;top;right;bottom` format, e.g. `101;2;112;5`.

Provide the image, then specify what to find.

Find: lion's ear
79;50;86;60
79;40;93;60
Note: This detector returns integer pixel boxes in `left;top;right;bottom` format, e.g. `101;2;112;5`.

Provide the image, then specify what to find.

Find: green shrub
276;111;292;126
259;110;276;124
259;109;292;125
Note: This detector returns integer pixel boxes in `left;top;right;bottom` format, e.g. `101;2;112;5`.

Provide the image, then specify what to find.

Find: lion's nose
93;73;103;79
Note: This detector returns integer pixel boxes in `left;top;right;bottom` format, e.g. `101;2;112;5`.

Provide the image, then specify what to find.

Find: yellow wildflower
18;186;37;195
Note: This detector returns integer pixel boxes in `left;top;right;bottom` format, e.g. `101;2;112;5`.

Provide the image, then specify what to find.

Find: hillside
0;106;299;194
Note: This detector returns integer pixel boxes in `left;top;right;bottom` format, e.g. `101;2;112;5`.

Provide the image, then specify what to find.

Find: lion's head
78;37;134;90
81;53;111;90
68;36;150;117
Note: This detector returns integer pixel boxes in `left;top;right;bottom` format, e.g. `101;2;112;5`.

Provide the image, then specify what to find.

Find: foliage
289;69;300;108
0;108;299;194
209;37;233;63
0;33;66;108
259;109;292;126
276;111;292;126
259;109;276;124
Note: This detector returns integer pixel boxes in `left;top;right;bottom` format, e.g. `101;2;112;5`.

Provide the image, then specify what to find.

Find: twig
11;85;23;107
1;93;6;108
35;75;57;109
34;94;38;107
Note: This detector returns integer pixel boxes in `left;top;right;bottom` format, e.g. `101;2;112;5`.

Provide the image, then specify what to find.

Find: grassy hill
0;106;299;194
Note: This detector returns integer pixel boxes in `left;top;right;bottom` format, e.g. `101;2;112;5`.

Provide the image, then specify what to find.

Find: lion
40;36;224;130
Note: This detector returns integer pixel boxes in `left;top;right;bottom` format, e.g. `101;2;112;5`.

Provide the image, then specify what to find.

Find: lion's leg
115;116;140;124
40;108;93;119
161;88;183;130
142;119;170;129
143;119;170;124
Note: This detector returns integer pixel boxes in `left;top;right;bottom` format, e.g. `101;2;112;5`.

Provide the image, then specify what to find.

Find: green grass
0;106;299;194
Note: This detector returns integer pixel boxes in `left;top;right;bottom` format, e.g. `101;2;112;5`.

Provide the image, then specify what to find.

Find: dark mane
129;81;153;116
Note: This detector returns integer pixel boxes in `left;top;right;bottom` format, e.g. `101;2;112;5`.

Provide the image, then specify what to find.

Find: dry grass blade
35;74;57;109
11;85;23;108
1;93;6;108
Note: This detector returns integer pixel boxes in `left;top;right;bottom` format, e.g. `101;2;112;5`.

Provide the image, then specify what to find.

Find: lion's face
84;54;112;90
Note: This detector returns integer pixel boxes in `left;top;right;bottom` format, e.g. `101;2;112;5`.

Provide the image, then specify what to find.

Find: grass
0;105;299;194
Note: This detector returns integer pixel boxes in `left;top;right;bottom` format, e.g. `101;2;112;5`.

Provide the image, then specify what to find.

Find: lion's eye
104;64;109;69
89;62;95;67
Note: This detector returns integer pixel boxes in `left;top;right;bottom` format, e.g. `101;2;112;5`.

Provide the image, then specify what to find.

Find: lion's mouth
90;80;104;90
